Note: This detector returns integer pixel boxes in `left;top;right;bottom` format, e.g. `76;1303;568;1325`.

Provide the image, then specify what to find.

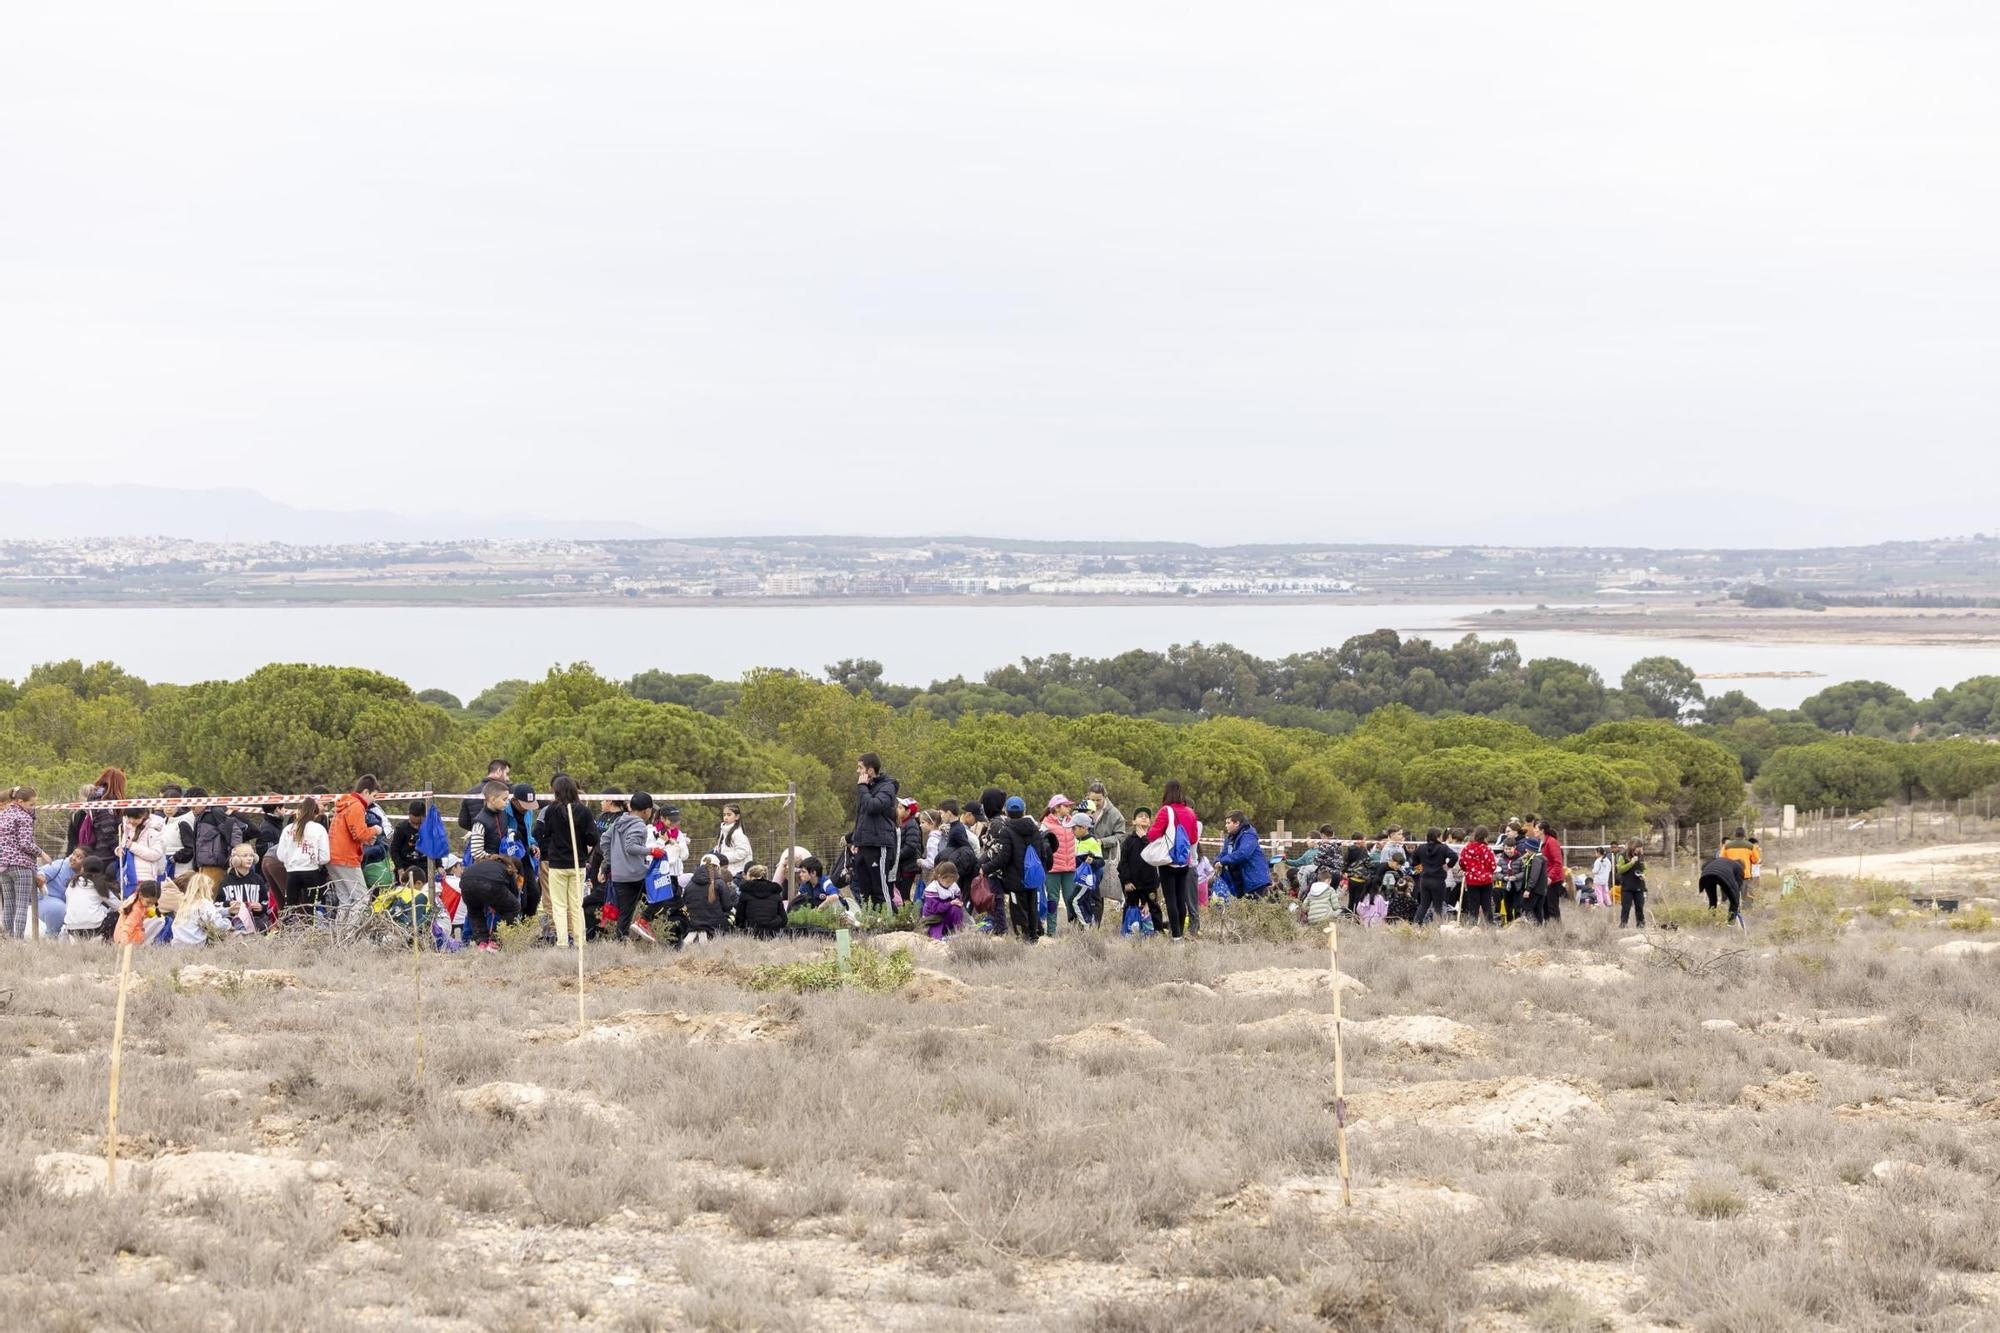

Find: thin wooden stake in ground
105;938;136;1191
415;860;429;1083
1328;922;1352;1208
565;803;585;1035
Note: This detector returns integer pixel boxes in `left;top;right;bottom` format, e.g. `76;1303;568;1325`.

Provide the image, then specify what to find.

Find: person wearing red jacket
1526;814;1564;922
1458;826;1497;927
1143;781;1201;940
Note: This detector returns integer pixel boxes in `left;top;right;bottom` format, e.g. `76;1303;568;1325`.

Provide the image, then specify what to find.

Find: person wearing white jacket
711;803;751;882
119;809;167;888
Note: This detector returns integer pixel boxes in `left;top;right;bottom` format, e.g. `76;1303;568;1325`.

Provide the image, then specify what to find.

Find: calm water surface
0;603;1989;708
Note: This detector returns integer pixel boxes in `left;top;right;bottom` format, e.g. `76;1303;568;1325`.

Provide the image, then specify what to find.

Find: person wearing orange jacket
1721;827;1761;902
328;775;384;928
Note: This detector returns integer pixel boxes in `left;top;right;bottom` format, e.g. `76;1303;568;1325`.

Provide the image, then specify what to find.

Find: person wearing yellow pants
533;774;598;948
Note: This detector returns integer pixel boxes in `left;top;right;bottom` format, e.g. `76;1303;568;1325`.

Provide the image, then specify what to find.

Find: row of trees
4;645;1997;834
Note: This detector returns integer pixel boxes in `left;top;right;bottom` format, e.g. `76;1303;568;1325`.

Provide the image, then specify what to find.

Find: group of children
1286;820;1657;930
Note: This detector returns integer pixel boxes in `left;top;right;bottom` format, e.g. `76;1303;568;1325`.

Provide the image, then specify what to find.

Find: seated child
112;879;163;944
919;862;967;940
218;842;269;932
171;873;233;946
63;857;122;940
37;849;81;939
1295;866;1339;927
1356;885;1390;927
1382;852;1418;923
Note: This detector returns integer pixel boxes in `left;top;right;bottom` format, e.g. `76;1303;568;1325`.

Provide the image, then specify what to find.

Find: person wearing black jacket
459;854;522;950
848;753;900;908
734;865;788;938
1698;852;1745;927
940;803;981;886
1116;805;1164;934
980;796;1043;943
894;801;923;905
389;802;428;875
534;775;599;949
457;759;512;832
1340;838;1376;913
1409;829;1459;926
683;856;737;942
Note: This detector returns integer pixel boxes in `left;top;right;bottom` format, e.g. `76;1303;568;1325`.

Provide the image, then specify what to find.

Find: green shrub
1948;905;1995;932
747;944;916;994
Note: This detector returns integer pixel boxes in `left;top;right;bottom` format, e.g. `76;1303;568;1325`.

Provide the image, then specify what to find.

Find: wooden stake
105;939;135;1191
566;803;585;1036
1328;922;1351;1208
414;865;427;1083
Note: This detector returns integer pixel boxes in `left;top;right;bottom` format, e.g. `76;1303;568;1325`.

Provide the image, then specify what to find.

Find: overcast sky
4;3;1995;547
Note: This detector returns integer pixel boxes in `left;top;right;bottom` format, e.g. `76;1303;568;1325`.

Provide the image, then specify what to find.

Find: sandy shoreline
1456;604;2000;647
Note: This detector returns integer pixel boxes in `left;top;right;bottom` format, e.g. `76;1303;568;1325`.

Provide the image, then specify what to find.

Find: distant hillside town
0;534;1996;606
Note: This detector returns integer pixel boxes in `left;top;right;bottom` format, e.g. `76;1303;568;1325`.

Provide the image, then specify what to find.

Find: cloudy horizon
5;3;1996;548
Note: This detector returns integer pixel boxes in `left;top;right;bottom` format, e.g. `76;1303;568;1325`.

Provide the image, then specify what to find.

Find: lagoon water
0;603;1991;708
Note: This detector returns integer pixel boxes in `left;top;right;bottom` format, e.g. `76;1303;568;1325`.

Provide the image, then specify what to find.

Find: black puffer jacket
734;877;788;936
685;865;738;934
980;815;1041;893
852;775;900;849
895;815;922;879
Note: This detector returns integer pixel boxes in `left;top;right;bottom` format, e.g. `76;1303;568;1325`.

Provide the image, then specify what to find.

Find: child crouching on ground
1295;866;1338;927
920;861;967;940
219;843;269;932
62;857;121;940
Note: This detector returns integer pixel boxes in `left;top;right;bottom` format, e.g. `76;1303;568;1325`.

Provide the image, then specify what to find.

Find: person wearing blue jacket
1217;811;1273;898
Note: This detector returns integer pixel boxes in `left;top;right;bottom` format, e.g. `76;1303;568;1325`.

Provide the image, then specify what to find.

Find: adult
276;797;331;917
36;847;81;939
848;752;900;909
1117;804;1164;934
1617;841;1648;927
459;853;523;952
1458;826;1497;927
1408;827;1459;926
713;802;754;883
535;774;598;949
68;767;126;865
1526;815;1565;920
0;786;39;937
1041;796;1080;930
1216;810;1273;901
1087;782;1128;893
1698;850;1746;927
1721;828;1761;900
458;759;512;832
328;776;385;926
1143;781;1200;941
980;796;1044;942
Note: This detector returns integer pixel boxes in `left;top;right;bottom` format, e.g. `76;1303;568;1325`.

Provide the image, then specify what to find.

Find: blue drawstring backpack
415;804;451;863
644;855;678;905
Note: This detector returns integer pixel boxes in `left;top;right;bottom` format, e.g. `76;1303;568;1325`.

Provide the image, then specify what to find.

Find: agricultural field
2;878;1997;1332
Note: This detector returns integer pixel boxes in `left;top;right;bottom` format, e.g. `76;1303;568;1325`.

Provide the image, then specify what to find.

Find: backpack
172;814;198;865
194;811;238;868
1522;851;1550;897
77;812;95;853
1021;837;1047;892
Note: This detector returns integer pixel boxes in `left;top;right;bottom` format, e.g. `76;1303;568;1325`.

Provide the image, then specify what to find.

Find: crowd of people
0;758;1764;951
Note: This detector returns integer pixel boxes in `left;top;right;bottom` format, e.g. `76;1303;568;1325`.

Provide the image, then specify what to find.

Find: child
1617;842;1648;928
1382;852;1418;924
919;861;967;940
1496;835;1524;923
112;879;163;945
1356;881;1390;927
1117;806;1163;936
1590;848;1615;909
790;856;836;910
1296;866;1338;927
219;842;269;932
62;856;121;939
171;871;233;946
1071;814;1104;928
734;863;789;939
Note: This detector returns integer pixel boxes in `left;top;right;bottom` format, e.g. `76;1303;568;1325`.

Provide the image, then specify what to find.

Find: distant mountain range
0;485;662;544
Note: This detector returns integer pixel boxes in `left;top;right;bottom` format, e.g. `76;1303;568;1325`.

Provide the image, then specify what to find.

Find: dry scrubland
3;881;1999;1333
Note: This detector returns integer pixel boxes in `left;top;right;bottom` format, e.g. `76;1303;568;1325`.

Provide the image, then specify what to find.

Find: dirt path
1792;841;2000;890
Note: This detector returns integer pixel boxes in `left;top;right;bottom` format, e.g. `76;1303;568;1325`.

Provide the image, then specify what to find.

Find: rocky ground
1;878;1996;1331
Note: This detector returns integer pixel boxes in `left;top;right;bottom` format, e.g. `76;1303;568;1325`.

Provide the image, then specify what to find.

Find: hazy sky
5;3;1995;546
